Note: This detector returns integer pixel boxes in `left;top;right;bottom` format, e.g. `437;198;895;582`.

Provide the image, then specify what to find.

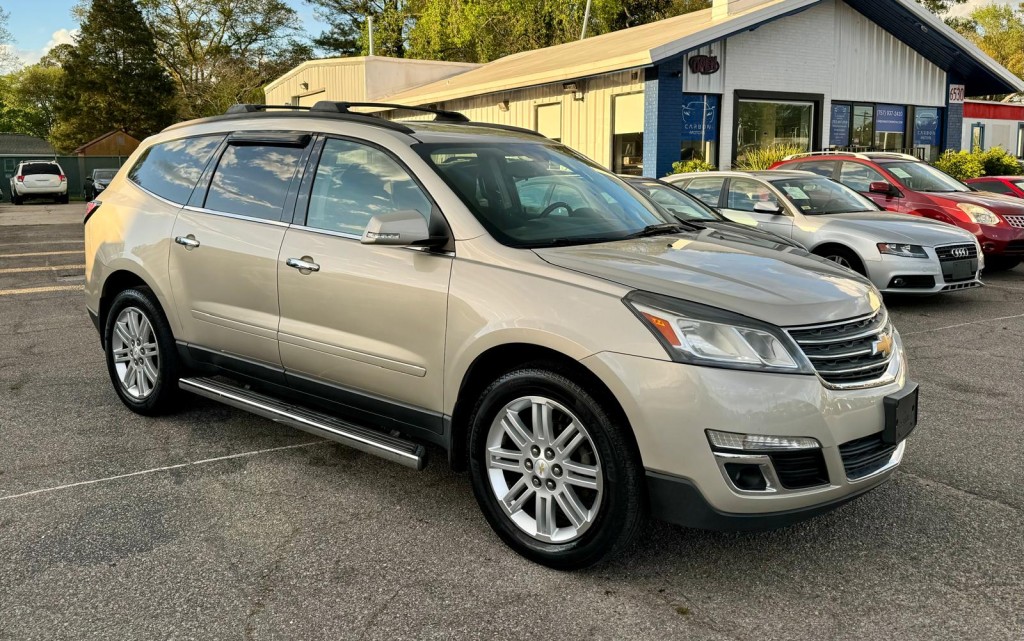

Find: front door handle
286;256;320;273
174;235;200;249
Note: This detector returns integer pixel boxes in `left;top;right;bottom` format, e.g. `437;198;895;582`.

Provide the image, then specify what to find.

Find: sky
1;0;1017;67
2;0;328;66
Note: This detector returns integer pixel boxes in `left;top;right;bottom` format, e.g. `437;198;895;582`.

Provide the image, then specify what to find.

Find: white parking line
0;441;326;502
902;312;1024;336
0;284;84;296
0;250;85;259
0;264;84;274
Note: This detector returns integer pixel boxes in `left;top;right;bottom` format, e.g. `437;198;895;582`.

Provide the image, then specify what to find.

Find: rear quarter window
128;135;224;204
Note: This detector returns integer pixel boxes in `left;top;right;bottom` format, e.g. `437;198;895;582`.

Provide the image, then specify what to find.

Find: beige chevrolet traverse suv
84;102;919;569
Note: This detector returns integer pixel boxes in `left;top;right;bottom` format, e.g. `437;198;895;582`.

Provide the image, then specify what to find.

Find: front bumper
870;252;982;295
963;222;1024;256
581;349;911;521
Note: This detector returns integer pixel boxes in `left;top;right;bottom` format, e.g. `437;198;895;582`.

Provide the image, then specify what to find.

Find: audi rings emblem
951;247;970;258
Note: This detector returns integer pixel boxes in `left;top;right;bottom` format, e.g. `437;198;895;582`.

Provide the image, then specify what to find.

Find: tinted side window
794;161;837;177
684;177;726;206
129;135;223;204
205;144;304;220
727;178;781;212
839;162;886;193
306;138;431;235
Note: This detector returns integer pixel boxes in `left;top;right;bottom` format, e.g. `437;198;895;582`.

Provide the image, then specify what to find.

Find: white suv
10;161;69;205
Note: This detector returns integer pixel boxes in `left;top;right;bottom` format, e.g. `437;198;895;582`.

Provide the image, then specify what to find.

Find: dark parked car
84;168;118;200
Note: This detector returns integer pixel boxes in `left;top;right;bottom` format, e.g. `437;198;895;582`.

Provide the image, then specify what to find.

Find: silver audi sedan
667;170;984;295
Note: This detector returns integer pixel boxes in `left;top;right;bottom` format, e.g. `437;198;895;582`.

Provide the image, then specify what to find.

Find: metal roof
380;0;1023;107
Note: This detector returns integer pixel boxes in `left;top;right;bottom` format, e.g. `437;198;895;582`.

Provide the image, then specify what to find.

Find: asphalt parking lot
1;202;1022;640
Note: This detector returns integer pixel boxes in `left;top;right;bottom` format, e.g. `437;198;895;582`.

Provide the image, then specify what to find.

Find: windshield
416;142;673;247
883;161;970;193
628;180;723;221
769;176;880;215
93;170;117;180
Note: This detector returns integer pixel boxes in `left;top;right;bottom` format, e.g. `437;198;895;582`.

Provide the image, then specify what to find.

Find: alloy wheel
111;306;160;400
485;396;604;543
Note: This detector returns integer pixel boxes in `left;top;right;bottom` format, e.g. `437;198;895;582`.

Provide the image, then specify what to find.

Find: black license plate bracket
883;382;919;444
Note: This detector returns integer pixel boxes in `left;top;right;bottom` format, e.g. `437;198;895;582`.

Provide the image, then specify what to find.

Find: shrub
735;144;804;170
669;159;717;175
934;150;985;181
978;146;1024;177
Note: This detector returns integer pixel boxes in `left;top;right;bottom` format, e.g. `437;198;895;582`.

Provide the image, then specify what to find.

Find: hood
534;232;882;327
932;190;1024;213
809;212;976;246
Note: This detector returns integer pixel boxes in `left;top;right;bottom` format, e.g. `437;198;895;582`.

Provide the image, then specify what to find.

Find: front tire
468;367;644;569
817;246;866;276
985;256;1021;272
103;287;180;415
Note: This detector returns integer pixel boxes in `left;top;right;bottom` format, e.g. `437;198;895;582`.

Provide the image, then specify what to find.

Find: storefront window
971;124;985;151
613;93;644;175
851;105;874;149
913;107;942;161
874;104;906;151
680;94;719;166
736;99;814;165
830;104;851;148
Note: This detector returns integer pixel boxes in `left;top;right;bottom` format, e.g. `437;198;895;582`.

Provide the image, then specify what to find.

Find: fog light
724;463;768;491
707;430;820;451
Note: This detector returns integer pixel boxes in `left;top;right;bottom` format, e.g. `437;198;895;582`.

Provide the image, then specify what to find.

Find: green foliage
306;0;410;57
933;150;986;181
0;8;18;72
138;0;306;118
952;4;1024;91
0;65;64;139
978;146;1024;176
52;0;177;153
670;159;716;175
915;0;967;14
735;145;803;171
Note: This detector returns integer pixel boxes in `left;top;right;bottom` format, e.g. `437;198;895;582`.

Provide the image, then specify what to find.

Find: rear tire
12;194;21;205
103;287;181;415
467;366;645;570
985;257;1021;272
58;194;69;204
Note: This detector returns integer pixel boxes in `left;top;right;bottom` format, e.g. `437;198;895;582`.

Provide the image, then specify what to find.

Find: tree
0;65;64;138
305;0;410;57
951;3;1024;98
916;0;968;14
0;7;20;71
52;0;177;152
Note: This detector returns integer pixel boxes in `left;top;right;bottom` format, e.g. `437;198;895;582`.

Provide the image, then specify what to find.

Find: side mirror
869;181;893;195
753;201;783;215
361;210;439;247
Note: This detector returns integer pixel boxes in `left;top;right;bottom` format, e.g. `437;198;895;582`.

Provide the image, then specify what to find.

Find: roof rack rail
783;150;870;161
860;152;920;161
311;101;470;123
225;104;311;114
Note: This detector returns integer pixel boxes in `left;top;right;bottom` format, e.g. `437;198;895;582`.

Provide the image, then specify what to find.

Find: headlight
956;203;1000;225
624;292;815;374
877;243;928;258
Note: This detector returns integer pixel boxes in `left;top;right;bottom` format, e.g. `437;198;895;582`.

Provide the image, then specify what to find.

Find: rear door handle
174;235;200;249
286;257;320;273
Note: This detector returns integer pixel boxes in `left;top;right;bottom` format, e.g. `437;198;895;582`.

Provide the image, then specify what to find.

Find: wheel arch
810;241;867;275
98;268;176;346
447;342;637;472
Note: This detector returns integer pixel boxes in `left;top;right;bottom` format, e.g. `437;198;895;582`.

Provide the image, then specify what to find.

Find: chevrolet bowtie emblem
872;333;894;358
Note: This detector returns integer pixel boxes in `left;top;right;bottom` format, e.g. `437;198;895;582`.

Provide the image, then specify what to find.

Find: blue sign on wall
681;94;719;142
876;104;907;134
914;107;941;146
830;104;851;147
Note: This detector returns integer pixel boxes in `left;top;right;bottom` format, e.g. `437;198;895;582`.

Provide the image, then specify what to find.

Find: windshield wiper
623;222;696;239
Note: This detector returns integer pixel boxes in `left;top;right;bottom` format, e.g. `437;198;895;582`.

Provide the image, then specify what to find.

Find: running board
179;377;427;470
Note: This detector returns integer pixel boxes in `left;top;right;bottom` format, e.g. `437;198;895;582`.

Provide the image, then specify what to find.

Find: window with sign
874;104;906;152
680;94;719;166
913;107;942;161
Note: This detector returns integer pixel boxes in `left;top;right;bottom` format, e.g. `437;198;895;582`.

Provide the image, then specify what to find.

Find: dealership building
266;0;1024;177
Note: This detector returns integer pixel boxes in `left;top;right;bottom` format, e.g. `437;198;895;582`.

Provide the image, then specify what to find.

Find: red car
965;176;1024;200
772;152;1024;270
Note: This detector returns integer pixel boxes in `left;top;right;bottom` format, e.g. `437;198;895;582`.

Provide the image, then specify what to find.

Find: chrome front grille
934;244;978;262
786;310;896;388
1003;215;1024;228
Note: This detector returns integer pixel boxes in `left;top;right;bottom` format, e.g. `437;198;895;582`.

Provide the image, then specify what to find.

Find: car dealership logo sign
689;55;720;75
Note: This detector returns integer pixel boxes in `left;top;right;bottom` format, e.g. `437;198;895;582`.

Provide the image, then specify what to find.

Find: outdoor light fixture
300;81;309;90
497;99;510;112
563;81;585;101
